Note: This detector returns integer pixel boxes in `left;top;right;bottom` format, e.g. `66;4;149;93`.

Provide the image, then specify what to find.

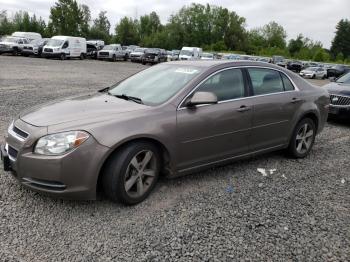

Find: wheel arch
96;136;172;193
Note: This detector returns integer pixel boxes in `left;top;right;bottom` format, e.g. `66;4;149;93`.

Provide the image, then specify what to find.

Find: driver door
176;68;253;171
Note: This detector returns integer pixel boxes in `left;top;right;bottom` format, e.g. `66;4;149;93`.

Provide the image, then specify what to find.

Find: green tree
139;11;161;42
331;19;350;59
89;11;111;43
48;0;90;36
115;17;139;45
261;21;287;49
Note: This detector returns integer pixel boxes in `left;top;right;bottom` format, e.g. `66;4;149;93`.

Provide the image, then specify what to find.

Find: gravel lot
0;56;349;262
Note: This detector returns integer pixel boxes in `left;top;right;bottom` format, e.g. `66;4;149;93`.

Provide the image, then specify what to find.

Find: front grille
8;145;18;160
44;48;53;52
99;52;109;56
13;126;29;139
330;94;350;106
23;46;33;50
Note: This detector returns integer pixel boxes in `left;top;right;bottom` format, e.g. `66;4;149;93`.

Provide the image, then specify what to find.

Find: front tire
287;118;316;158
60;53;66;60
102;142;161;205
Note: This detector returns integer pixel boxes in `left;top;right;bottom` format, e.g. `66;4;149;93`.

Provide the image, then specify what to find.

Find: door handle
237;105;251;112
291;98;302;103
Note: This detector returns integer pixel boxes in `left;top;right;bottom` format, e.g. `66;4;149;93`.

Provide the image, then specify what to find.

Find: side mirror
187;92;218;107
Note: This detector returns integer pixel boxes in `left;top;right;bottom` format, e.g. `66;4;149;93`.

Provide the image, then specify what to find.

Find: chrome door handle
237;105;251;112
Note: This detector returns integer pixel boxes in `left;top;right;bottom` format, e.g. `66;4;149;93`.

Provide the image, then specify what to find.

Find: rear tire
79;53;85;60
287;118;316;158
102;142;161;205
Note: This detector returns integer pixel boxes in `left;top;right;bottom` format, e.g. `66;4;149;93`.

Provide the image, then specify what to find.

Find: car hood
324;82;350;96
301;70;314;74
20;93;147;127
0;41;16;46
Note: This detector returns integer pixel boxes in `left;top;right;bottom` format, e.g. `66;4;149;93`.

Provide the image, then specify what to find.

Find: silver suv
97;44;127;62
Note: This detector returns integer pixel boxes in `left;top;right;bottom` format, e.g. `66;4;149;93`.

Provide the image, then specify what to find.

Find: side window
62;41;69;48
281;73;295;91
196;69;245;101
248;68;284;95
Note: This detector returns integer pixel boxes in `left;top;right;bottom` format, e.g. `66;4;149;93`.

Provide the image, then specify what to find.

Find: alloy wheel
124;150;157;198
295;123;314;154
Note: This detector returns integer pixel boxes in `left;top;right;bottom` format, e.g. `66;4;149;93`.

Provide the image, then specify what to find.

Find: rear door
176;68;253;171
246;67;302;151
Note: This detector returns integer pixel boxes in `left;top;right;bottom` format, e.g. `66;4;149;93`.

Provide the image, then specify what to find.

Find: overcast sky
1;0;349;48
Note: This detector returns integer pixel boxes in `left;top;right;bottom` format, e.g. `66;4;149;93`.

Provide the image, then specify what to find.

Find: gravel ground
0;56;349;262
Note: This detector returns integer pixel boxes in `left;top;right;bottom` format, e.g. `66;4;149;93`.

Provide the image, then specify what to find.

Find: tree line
0;1;349;63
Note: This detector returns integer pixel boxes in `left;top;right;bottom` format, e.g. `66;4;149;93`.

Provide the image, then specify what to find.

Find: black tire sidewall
288;118;316;158
103;142;161;205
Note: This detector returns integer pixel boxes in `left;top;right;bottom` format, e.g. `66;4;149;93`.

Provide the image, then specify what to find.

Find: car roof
166;60;284;70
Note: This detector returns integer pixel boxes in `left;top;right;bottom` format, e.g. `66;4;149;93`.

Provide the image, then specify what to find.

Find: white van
179;47;202;60
42;36;87;60
11;32;42;41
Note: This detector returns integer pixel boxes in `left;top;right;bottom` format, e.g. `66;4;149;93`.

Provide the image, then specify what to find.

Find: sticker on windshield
175;68;199;74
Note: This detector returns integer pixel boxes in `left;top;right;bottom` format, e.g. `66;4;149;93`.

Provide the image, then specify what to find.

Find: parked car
1;61;329;205
324;72;350;117
327;65;350;78
42;36;87;60
124;45;139;59
201;52;214;60
179;47;202;60
97;44;127;62
0;36;29;55
287;60;303;72
86;40;104;59
272;55;286;67
130;47;147;62
170;50;180;61
11;31;42;41
299;67;327;79
142;48;167;64
21;38;49;57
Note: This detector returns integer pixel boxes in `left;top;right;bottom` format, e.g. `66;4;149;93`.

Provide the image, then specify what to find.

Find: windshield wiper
110;93;143;104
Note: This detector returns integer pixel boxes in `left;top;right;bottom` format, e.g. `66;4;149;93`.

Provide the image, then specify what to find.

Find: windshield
108;64;202;105
202;53;213;58
1;37;18;43
180;50;193;56
134;48;145;52
336;72;350;84
47;39;63;47
146;48;160;54
30;39;43;45
103;45;115;50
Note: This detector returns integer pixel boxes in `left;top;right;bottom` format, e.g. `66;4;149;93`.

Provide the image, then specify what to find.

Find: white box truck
179;47;202;60
42;36;87;60
12;32;42;41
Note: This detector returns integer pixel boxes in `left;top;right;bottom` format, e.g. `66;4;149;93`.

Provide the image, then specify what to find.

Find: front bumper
1;119;110;200
328;105;350;117
21;49;38;55
42;52;62;58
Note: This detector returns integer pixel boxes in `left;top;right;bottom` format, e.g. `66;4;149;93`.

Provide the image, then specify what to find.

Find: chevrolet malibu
0;61;329;205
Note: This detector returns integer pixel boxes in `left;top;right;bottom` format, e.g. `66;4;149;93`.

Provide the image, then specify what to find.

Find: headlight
7;121;14;134
53;47;60;51
34;131;89;155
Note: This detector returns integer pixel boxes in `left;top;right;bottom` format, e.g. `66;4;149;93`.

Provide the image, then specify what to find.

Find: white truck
179;47;202;60
11;32;42;41
42;36;87;60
